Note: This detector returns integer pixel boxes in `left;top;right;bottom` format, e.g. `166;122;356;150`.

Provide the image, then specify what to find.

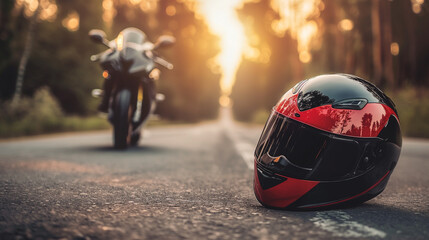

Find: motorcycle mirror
153;35;176;50
89;29;110;48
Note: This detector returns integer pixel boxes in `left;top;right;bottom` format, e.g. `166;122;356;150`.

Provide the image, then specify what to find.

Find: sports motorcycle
89;27;174;149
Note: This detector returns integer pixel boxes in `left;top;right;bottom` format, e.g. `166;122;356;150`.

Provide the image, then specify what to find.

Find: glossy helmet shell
253;74;402;210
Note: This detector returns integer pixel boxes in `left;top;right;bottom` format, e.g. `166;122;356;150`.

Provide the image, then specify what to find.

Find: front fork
132;84;144;123
131;79;156;133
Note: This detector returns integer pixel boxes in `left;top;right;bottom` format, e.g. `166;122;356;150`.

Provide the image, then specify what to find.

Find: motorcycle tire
113;89;131;149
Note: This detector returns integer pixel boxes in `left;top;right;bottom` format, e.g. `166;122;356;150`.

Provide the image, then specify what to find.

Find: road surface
1;109;428;239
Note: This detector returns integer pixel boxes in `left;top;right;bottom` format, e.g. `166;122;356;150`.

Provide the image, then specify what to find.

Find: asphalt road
0;109;428;239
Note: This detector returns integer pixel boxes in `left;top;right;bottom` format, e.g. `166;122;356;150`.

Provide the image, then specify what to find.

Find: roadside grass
0;87;110;138
251;109;270;125
0;116;110;138
0;87;184;139
387;87;429;138
0;115;183;139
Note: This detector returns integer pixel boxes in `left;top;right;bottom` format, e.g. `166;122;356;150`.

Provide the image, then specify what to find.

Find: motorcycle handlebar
153;56;174;70
91;48;173;70
90;54;101;62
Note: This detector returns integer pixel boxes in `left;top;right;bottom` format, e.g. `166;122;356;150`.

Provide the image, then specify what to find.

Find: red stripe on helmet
275;92;397;138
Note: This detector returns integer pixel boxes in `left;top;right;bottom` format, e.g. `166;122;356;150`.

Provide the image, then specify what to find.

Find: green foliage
1;87;62;136
0;0;105;115
233;0;429;138
0;0;221;138
1;87;62;120
388;88;429;138
0;0;15;73
0;87;109;138
60;116;110;132
251;109;270;125
2;0;428;138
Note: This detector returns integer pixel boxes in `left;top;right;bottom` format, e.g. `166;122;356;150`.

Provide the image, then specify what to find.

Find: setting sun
98;0;322;96
194;0;322;95
196;0;246;95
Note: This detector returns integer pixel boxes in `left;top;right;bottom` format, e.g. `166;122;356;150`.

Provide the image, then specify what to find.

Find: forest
1;0;429;137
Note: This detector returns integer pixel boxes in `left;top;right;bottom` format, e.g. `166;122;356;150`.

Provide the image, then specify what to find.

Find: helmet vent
332;98;368;110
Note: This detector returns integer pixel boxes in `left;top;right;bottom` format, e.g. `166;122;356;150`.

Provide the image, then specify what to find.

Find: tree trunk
371;0;383;86
372;0;394;88
402;0;416;87
12;2;40;106
380;0;394;88
323;0;338;72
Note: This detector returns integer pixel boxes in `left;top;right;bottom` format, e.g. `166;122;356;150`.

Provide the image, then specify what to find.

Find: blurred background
1;0;428;138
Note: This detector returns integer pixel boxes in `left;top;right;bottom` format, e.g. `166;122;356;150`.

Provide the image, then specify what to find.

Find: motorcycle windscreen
255;111;381;181
122;29;145;44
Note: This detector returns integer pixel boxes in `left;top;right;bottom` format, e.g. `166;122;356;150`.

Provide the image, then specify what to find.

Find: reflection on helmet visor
255;111;382;181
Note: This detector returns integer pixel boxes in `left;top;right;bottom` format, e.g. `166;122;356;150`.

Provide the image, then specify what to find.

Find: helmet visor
255;111;383;181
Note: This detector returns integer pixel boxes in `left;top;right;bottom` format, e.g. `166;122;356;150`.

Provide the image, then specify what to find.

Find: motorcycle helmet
254;74;402;209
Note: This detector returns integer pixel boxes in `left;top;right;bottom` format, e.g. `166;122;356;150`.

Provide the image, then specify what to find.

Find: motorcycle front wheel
113;89;132;149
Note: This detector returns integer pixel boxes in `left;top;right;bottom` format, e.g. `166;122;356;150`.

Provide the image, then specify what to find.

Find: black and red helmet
254;74;402;210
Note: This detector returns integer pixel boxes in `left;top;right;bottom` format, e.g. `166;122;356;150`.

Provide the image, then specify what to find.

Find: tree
12;0;40;105
0;0;106;114
0;0;15;74
232;0;304;121
371;0;394;88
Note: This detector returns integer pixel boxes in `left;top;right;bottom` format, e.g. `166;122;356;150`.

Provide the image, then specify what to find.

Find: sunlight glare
219;95;231;107
195;0;247;95
270;0;322;63
339;19;354;32
62;11;79;32
411;0;424;14
390;42;400;56
139;0;158;13
102;0;115;26
99;0;322;93
15;0;58;21
166;5;177;16
129;0;142;5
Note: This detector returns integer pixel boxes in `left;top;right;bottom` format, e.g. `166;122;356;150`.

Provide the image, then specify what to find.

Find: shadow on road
77;144;171;154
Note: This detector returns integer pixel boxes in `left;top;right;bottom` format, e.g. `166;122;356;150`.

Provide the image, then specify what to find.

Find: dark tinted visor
255;111;383;181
